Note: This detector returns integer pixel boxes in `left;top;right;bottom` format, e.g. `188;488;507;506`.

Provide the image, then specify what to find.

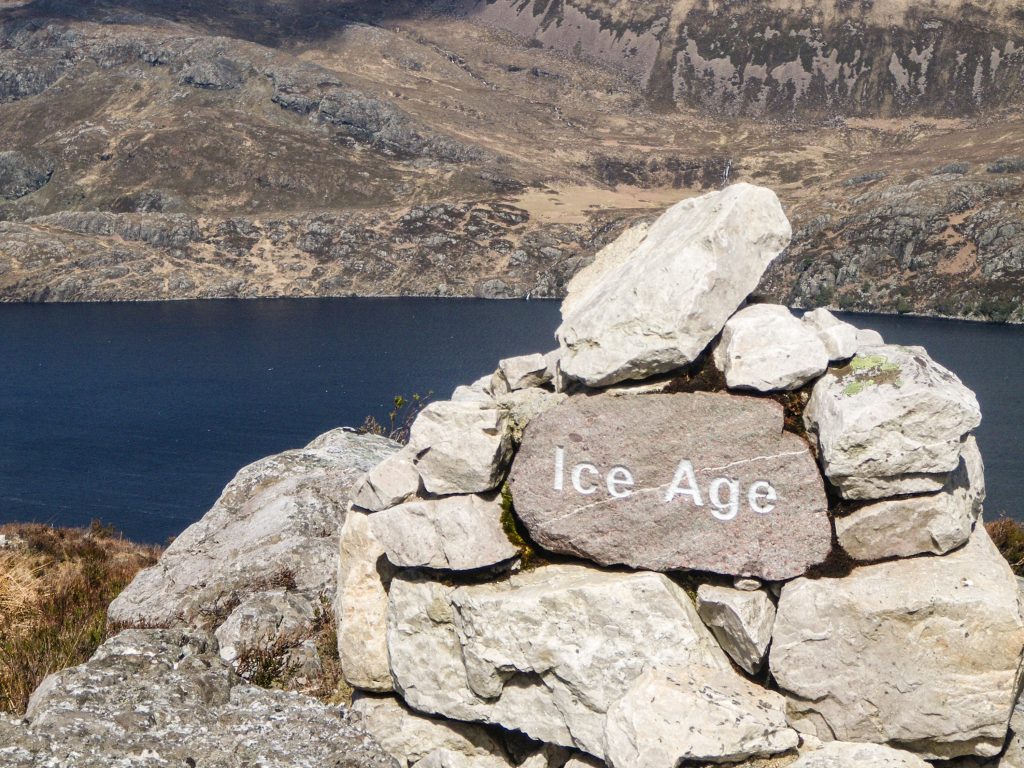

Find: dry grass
987;517;1024;576
0;522;162;715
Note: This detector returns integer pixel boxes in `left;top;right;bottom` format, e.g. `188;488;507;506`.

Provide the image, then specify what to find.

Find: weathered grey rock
337;508;395;692
498;354;551;391
715;304;829;391
386;564;729;757
696;584;776;674
417;751;509;768
604;665;799;768
497;387;569;439
1000;690;1024;768
408;401;513;495
370;494;518;571
856;328;886;347
734;576;763;591
353;446;423;512
509;392;831;580
4;628;399;768
215;589;318;663
350;695;506;767
770;525;1024;759
804;345;982;500
802;308;859;361
452;375;496;403
108;429;399;629
836;436;985;560
556;184;791;387
560;222;650;319
791;742;931;768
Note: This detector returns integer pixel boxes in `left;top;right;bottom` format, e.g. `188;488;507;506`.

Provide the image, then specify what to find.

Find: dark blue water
0;300;1021;543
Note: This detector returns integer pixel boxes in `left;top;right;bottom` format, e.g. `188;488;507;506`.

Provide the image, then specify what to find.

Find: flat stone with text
509;392;830;580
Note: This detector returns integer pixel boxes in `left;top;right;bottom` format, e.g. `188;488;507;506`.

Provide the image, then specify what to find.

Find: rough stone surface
452;375;497;404
370;494;519;571
804;345;982;500
790;742;931;768
417;751;509;768
0;629;399;768
715;304;829;391
560;222;650;319
386;564;729;757
108;429;399;629
556;184;791;387
509;392;831;580
337;508;396;692
856;328;886;347
352;446;423;512
408;401;513;495
801;308;859;361
497;388;570;440
696;584;776;674
836;436;985;560
604;665;799;768
215;589;318;663
770;525;1024;759
1000;691;1024;768
498;353;551;391
350;695;506;768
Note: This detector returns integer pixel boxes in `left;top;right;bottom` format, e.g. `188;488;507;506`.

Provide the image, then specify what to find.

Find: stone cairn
339;184;1024;768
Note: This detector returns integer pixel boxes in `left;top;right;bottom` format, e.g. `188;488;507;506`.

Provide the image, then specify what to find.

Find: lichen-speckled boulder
770;525;1024;759
791;742;931;768
804;345;981;499
835;436;985;560
556;184;791;387
386;564;729;758
509;392;830;580
0;629;399;768
715;304;829;391
108;429;399;629
604;665;799;768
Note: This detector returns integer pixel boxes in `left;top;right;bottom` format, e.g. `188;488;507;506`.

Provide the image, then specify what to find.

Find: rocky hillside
2;0;1024;319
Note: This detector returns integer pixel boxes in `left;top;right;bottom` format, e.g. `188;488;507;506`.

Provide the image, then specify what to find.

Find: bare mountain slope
2;0;1024;319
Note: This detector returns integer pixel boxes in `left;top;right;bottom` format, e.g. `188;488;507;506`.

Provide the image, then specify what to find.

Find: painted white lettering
665;460;704;506
749;481;777;514
606;466;635;499
709;477;740;520
571;463;599;495
553;446;565;491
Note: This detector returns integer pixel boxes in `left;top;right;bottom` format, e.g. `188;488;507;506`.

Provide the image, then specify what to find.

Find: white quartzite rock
804;344;982;499
561;222;650;320
556;184;792;387
452;375;496;403
791;741;931;768
369;494;518;571
215;590;317;664
696;584;776;674
715;304;829;391
350;695;506;768
338;509;395;692
770;525;1024;759
802;308;859;361
604;665;799;768
856;327;885;348
836;436;985;560
498;354;551;391
353;446;422;512
386;564;730;758
408;401;513;495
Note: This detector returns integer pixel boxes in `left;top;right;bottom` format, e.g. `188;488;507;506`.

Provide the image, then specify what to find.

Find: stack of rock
338;184;1024;768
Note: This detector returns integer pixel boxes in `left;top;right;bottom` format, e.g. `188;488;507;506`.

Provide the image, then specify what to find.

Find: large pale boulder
108;430;399;629
804;345;982;499
801;308;858;361
215;590;317;664
337;508;395;692
352;446;422;512
369;494;518;571
715;304;829;392
770;525;1024;759
791;742;931;768
386;564;730;757
498;354;551;391
556;184;791;387
350;695;506;768
604;665;799;768
560;222;650;319
408;401;513;495
696;584;776;674
836;436;985;560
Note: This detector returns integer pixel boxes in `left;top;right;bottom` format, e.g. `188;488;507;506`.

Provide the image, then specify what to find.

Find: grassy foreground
0;522;161;715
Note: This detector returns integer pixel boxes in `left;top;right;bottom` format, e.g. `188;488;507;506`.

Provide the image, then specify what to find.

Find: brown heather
0;522;161;715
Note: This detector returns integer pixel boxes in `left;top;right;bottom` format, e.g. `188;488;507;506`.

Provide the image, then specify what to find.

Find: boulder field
5;183;1023;768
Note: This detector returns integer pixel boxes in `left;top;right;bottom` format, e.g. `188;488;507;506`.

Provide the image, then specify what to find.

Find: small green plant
499;484;536;568
357;392;432;444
